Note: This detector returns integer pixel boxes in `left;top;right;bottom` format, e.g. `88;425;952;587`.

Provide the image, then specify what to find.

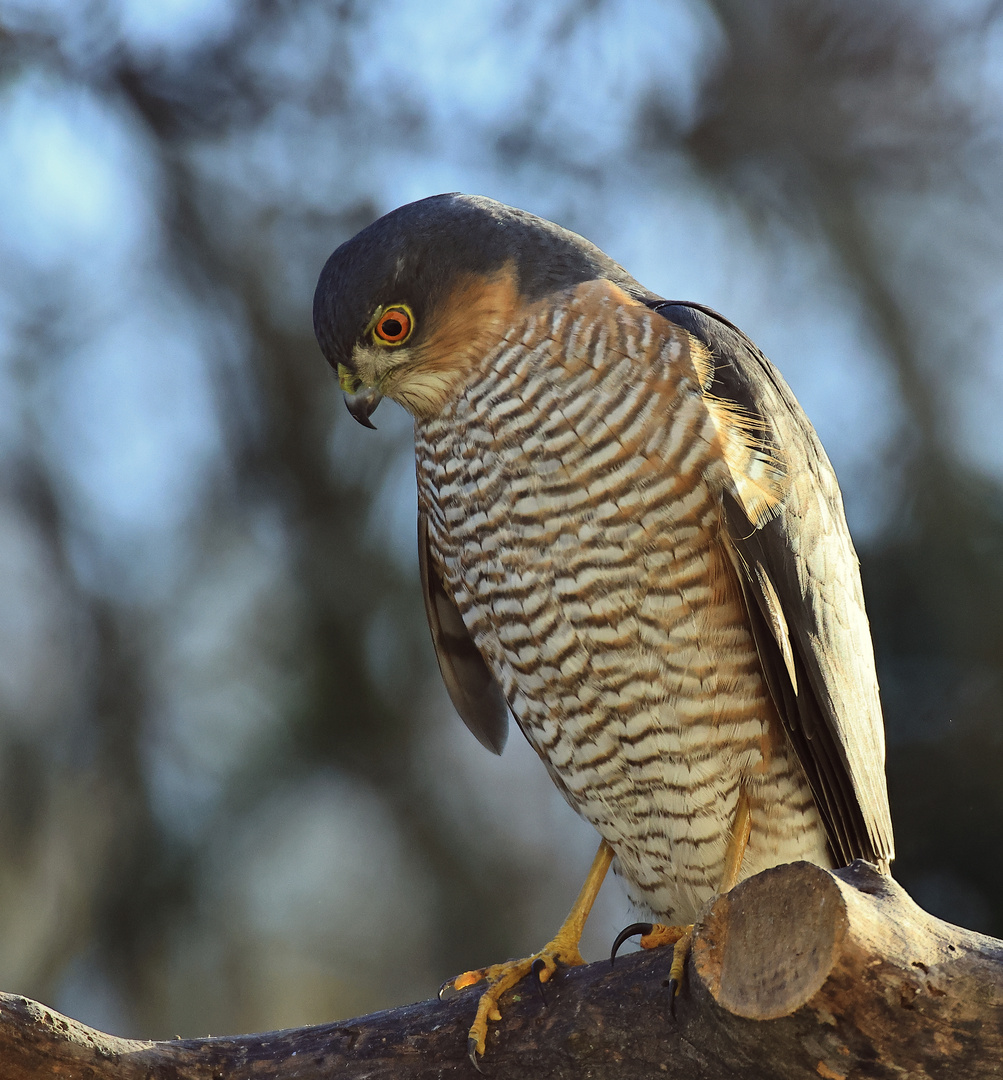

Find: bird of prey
313;193;894;1062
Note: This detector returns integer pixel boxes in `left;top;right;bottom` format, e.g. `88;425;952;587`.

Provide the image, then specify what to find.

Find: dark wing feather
653;302;894;872
418;510;510;754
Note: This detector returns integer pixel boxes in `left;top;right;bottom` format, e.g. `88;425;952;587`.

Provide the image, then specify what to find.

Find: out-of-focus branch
2;862;1000;1079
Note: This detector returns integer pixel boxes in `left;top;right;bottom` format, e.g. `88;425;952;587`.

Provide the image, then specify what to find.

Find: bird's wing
418;509;510;754
652;301;894;872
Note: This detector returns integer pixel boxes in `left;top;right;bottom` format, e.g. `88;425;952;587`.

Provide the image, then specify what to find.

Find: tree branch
3;862;1001;1079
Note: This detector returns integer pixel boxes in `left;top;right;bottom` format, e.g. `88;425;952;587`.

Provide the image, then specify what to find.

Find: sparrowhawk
312;193;894;1061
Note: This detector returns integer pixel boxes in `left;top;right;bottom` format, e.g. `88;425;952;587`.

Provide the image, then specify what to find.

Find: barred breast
415;279;831;922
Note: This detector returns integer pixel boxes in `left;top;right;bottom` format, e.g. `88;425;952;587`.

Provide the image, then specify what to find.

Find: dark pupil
381;317;404;338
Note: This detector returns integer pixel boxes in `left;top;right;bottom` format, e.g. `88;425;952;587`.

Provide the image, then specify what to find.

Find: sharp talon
530;957;547;1004
438;977;454;1001
610;922;653;965
667;977;679;1019
468;1037;484;1073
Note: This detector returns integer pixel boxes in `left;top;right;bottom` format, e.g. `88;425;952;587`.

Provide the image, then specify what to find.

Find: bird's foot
610;921;693;1015
442;841;613;1067
448;930;586;1067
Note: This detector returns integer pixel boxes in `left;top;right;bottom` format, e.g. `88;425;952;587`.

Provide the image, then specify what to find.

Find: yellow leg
719;787;752;893
453;839;614;1062
614;789;752;1007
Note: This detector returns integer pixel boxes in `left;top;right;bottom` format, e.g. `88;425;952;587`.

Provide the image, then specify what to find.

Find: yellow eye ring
372;305;414;346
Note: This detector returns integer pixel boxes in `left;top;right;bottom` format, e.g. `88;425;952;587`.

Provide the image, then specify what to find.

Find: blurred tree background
0;0;1001;1042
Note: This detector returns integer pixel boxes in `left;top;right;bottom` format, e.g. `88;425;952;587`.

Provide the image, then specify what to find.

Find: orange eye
373;306;413;345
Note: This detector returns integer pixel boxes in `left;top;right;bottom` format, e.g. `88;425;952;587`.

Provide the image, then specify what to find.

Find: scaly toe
453;968;486;992
666;925;694;1017
640;922;688;950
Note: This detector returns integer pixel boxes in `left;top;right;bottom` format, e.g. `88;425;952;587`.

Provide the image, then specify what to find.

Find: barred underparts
415;281;830;922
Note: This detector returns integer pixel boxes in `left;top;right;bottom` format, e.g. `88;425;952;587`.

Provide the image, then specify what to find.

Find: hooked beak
344;386;383;429
337;362;383;429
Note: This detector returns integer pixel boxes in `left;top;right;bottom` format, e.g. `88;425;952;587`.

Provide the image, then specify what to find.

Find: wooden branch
3;861;1001;1079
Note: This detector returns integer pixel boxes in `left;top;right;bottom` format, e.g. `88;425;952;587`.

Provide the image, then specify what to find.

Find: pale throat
349;343;489;420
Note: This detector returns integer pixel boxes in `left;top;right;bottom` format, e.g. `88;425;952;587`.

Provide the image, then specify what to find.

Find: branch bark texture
2;862;1000;1079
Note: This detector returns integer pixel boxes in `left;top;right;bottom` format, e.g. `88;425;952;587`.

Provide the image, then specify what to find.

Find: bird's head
313;193;647;427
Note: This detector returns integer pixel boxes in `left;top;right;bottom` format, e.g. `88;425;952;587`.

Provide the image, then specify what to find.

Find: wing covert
418;510;510;755
652;301;894;872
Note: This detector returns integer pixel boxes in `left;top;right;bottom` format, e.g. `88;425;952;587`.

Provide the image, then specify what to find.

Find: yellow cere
337;363;362;394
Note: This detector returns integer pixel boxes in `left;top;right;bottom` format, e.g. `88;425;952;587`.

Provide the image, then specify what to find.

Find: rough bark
2;862;1001;1079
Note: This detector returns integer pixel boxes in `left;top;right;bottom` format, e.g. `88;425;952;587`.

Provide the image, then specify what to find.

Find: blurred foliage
0;0;1001;1040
